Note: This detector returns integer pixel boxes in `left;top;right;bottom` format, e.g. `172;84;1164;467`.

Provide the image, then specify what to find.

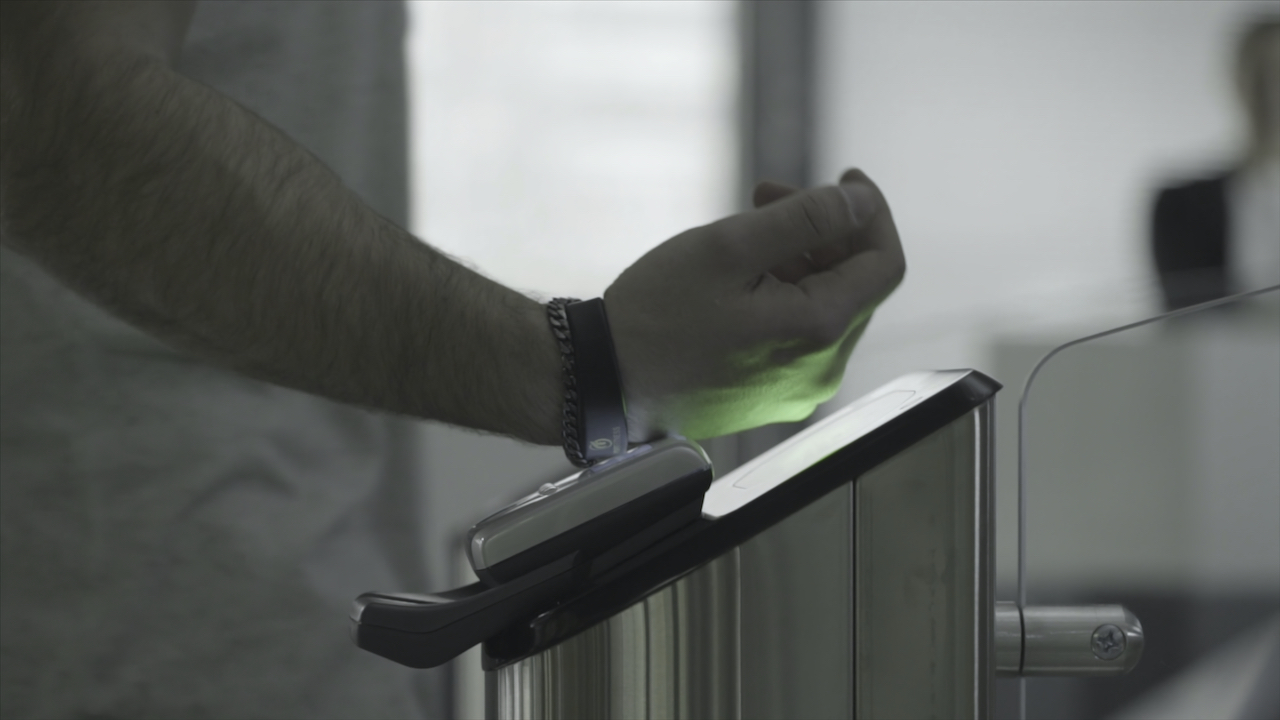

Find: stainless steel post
993;602;1144;677
486;403;995;720
355;371;1144;717
484;553;740;720
852;404;994;720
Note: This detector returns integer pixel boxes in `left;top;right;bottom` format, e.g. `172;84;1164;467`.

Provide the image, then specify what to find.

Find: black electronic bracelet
546;298;628;467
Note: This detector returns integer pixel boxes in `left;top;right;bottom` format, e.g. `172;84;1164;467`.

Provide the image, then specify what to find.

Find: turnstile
351;370;1143;719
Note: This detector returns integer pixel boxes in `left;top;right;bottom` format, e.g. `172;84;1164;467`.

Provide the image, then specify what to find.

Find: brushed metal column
854;405;994;719
737;482;854;719
486;554;740;720
488;405;993;720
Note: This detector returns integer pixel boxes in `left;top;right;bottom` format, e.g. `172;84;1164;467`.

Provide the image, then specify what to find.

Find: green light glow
675;329;856;440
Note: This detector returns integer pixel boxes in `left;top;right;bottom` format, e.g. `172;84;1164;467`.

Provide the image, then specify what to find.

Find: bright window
406;0;738;301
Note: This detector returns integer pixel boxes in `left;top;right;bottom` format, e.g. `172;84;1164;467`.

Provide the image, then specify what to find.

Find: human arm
1;1;904;446
0;0;565;442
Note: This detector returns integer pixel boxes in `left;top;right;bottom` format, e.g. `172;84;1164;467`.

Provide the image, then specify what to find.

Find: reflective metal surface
469;439;710;573
1020;604;1144;677
488;403;993;720
995;602;1144;677
738;481;854;719
854;405;993;720
995;602;1023;675
486;554;739;720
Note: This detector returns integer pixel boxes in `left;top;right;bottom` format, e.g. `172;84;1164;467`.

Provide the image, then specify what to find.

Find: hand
604;169;905;441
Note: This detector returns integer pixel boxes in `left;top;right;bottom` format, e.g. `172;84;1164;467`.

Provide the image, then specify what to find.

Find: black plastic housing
482;370;1001;669
351;370;1001;671
353;462;714;668
476;466;713;586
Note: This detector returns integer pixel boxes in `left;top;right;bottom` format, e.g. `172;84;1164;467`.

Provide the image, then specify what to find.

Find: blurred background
402;2;1278;718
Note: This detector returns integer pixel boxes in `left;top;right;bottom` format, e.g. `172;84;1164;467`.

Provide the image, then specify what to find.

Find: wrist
546;298;629;466
600;291;663;444
516;296;565;446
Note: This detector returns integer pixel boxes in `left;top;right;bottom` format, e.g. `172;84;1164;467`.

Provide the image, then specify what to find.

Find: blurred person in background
0;2;903;718
1152;15;1280;310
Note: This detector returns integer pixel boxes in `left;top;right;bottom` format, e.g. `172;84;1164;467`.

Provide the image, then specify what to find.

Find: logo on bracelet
590;438;613;450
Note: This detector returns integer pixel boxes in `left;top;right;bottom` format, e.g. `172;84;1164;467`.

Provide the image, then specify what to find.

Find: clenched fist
604;169;905;441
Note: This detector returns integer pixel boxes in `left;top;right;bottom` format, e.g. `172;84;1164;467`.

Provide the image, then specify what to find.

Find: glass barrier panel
1000;288;1279;720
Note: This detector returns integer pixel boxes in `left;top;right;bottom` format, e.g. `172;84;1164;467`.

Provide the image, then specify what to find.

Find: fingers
718;183;876;274
797;246;904;319
769;254;820;284
839;167;870;186
798;173;905;315
721;170;904;333
752;181;814;282
752;180;800;208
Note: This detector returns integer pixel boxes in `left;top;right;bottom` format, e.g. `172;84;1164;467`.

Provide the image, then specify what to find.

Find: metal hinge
996;602;1145;677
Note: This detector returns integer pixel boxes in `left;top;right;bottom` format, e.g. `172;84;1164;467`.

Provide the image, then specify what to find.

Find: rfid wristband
546;298;628;467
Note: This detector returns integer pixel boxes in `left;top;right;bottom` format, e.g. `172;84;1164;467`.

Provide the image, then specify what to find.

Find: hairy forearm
0;46;561;443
